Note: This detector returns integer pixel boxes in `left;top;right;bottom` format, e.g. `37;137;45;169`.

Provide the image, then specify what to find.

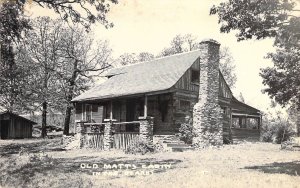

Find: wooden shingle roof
72;50;201;102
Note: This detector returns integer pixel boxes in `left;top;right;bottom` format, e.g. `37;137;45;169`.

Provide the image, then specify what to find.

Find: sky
27;0;286;115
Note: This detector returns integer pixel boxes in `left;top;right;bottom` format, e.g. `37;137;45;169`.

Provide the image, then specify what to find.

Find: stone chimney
192;39;223;148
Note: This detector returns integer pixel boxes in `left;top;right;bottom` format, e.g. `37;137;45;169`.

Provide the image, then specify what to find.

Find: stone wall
192;39;223;148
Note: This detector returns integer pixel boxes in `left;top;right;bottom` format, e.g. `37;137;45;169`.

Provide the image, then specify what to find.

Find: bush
125;140;154;155
261;118;296;144
275;122;295;144
153;141;165;153
29;152;55;165
178;117;195;144
261;124;276;142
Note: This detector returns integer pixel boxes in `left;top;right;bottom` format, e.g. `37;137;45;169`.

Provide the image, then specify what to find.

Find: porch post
144;95;148;118
138;116;154;146
75;121;87;148
110;101;113;119
257;117;261;129
238;117;243;128
103;119;114;151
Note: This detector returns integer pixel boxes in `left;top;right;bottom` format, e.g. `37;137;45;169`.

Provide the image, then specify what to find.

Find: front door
126;99;135;122
0;120;10;139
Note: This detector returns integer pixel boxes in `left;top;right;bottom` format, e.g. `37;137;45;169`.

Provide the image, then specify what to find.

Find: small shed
0;111;36;139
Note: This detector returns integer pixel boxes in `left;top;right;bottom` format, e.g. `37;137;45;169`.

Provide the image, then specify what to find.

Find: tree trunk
63;60;78;135
63;105;72;135
41;101;47;138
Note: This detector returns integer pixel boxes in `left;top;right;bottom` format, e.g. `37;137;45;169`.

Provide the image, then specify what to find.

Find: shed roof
72;50;201;102
231;97;261;116
0;111;37;125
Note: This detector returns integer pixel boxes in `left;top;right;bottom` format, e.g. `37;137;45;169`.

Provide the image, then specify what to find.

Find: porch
74;93;179;136
230;99;262;142
73;93;179;150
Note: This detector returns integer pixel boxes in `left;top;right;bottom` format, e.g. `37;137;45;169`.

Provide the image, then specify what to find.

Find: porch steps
153;134;194;152
166;143;194;152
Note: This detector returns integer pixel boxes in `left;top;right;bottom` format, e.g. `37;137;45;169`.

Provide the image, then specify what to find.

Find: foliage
219;47;237;88
238;92;245;103
0;44;34;112
287;103;300;136
210;0;297;41
178;117;195;144
0;1;32;112
0;0;118;32
17;17;113;135
260;46;300;108
0;1;31;42
153;141;165;153
261;111;296;143
281;137;300;150
29;151;55;165
211;0;300;109
116;52;154;66
125;140;154;155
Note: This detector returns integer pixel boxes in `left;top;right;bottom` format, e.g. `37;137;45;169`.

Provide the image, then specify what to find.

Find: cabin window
179;100;190;111
191;69;200;83
85;104;91;122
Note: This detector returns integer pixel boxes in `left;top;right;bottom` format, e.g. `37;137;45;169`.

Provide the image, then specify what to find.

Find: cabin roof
0;111;37;125
72;50;201;102
71;50;261;115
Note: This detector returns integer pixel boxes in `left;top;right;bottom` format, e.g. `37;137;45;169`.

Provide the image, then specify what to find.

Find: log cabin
0;111;36;139
71;39;262;150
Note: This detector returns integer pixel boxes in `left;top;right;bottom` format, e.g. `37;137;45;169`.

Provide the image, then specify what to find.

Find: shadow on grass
0;138;64;157
244;161;300;176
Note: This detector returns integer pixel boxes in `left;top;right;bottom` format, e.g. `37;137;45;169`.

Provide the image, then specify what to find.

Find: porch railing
76;117;153;150
113;121;140;150
83;123;105;149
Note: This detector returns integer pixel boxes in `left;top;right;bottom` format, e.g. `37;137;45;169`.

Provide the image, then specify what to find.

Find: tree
159;33;237;88
0;1;31;112
210;0;300;105
219;47;237;88
158;34;198;57
1;0;118;32
210;0;300;135
210;0;298;41
21;17;63;137
117;52;154;66
21;17;113;136
117;53;138;66
0;0;118;135
137;52;154;62
238;92;245;103
57;25;112;135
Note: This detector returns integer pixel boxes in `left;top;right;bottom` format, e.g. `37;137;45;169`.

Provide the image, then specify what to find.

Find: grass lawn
0;138;299;188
